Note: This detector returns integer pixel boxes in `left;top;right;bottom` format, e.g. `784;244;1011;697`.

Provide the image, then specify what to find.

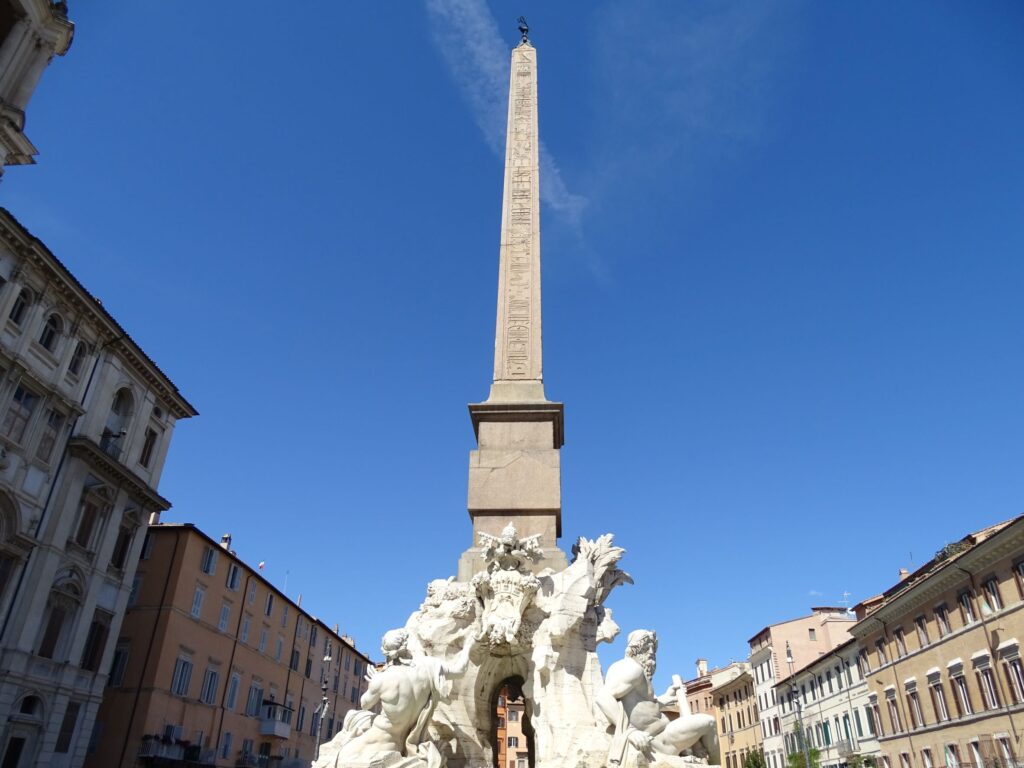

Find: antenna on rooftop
840;591;852;613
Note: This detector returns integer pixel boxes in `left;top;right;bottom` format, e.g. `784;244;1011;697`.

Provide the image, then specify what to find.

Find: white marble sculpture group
314;525;719;768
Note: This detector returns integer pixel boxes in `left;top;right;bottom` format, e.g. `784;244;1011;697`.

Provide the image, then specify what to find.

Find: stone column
462;42;565;580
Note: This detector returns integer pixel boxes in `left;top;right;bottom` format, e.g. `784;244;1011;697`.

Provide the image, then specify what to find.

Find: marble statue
596;630;720;768
313;629;475;768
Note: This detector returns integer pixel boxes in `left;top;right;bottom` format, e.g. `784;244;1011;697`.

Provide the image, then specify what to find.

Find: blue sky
5;1;1024;685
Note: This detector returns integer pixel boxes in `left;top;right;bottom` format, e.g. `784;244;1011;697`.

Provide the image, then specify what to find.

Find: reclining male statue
596;629;720;767
313;628;473;768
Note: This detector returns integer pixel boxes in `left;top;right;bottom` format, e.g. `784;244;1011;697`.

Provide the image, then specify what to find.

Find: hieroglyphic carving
501;47;537;380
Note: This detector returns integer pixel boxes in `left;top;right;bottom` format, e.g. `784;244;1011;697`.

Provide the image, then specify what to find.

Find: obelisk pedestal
459;41;566;580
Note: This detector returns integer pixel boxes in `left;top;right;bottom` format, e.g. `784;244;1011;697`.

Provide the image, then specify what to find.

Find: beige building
850;515;1024;768
712;665;759;768
495;684;529;768
0;0;73;173
775;637;881;767
749;608;856;768
85;523;374;768
0;208;195;768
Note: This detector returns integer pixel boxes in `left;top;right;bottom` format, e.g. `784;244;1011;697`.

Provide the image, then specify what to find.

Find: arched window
8;288;30;325
101;388;133;458
0;493;22;608
38;313;62;353
37;570;83;660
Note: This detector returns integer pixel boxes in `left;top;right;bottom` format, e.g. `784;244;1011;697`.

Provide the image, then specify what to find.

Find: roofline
152;522;373;663
746;609;854;645
0;208;198;419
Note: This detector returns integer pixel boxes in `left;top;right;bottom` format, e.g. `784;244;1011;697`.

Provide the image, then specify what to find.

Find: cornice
0;212;196;419
852;520;1024;633
67;437;170;511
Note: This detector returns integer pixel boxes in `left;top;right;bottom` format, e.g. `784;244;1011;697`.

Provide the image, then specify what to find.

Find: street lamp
314;641;333;762
786;642;813;768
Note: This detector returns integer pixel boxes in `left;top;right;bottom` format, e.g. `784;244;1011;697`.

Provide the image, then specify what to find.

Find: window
922;750;934;768
38;585;78;659
39;313;62;352
139;427;159;468
200;667;219;705
808;628;816;641
935;603;950;636
977;666;1000;710
34;407;66;463
906;690;924;728
54;701;80;753
128;575;141;607
929;681;950;721
74;498;102;549
191;586;204;619
241;615;250;642
265;592;274;617
246;684;264;716
305;656;312;677
508;709;519;722
914;616;929;647
68;341;89;376
101;388;133;457
109;640;130;687
970;742;983;768
959;591;976;625
248;581;256;604
290;650;300;671
220;733;233;760
875;639;888;666
297;703;306;731
1004;656;1024;703
171;657;193;696
80;609;112;672
109;526;133;571
984;577;1003;612
508;737;519;748
258;629;267;653
2;384;38;443
275;635;283;661
225;563;241;591
200;546;218;575
894;628;907;657
218;603;231;632
952;672;973;716
226;673;240;710
8;288;31;326
281;603;288;628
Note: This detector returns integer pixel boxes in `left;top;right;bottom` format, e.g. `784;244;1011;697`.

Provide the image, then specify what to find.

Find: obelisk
460;29;566;579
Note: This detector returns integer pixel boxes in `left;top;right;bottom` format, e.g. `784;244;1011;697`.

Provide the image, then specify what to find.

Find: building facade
495;685;528;768
850;516;1024;768
775;638;881;768
749;608;856;768
85;523;375;768
712;665;760;768
0;208;195;768
0;0;73;173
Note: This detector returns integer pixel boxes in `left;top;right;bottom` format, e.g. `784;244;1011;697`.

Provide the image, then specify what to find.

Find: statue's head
625;629;658;680
381;628;410;664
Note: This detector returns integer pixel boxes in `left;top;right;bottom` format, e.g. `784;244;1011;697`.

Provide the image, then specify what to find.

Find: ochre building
85;523;374;768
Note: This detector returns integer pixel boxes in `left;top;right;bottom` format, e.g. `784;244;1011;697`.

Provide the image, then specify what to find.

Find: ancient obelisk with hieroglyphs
460;33;567;579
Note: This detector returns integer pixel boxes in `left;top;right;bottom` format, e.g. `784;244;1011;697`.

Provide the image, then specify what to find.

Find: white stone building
774;638;881;768
0;207;196;767
0;0;73;174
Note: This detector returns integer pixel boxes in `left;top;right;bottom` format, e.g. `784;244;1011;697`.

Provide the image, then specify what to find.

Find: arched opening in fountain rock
491;677;535;768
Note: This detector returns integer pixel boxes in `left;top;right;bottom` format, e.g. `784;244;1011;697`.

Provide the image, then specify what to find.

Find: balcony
138;739;216;766
139;740;184;760
836;741;854;757
259;701;293;739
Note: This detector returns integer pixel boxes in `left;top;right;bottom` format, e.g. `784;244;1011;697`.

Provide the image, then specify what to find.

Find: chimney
220;533;232;550
696;658;708;677
898;568;910;581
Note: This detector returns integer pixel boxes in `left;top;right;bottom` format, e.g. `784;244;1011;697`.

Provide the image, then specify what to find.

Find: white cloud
425;0;587;229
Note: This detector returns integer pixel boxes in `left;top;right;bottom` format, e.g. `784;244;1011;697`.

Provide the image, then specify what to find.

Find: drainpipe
213;570;256;761
116;527;183;768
